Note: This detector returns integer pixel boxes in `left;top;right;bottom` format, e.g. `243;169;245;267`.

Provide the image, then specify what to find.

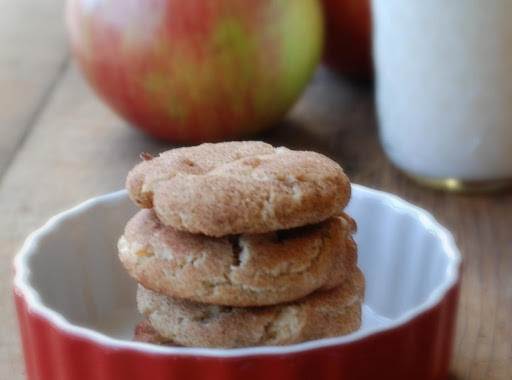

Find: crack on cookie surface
124;211;355;306
131;142;277;203
127;142;350;237
227;236;242;267
197;305;223;324
137;271;364;348
261;319;277;343
188;250;209;268
180;157;197;168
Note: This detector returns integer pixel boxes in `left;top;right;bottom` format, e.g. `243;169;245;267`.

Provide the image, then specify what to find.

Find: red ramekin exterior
14;279;460;380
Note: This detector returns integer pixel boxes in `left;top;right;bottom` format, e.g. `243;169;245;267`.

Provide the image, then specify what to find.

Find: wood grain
0;63;171;379
1;1;511;379
0;0;70;178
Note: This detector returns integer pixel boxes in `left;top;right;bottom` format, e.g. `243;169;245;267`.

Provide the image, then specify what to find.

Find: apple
66;0;323;142
321;0;372;80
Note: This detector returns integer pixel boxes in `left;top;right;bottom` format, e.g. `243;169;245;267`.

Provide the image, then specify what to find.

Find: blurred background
1;0;511;379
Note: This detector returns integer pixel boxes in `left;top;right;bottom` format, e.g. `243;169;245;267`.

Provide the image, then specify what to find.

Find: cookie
119;209;357;306
134;320;176;346
137;267;364;348
126;141;350;237
127;141;275;209
133;320;174;345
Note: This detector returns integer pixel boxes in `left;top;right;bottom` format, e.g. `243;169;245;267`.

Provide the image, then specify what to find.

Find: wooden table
1;1;510;379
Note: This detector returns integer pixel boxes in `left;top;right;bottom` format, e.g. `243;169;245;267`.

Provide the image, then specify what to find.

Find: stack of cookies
118;141;364;348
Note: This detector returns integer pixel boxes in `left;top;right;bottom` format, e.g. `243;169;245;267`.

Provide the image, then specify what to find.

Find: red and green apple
66;0;323;142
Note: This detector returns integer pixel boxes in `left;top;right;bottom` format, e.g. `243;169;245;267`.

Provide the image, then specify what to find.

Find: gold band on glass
404;172;512;193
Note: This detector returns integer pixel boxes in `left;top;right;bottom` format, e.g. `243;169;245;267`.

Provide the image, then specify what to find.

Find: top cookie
126;141;350;237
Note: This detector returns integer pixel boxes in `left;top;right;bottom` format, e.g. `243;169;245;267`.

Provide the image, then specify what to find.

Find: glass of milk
372;0;512;192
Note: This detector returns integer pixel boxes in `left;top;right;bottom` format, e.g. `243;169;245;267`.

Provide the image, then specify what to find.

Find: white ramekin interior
13;185;461;357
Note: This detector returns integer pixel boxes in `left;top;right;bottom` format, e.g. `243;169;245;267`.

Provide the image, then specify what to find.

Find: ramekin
13;185;461;380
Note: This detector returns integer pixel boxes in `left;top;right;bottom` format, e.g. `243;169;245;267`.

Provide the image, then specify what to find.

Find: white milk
373;0;512;187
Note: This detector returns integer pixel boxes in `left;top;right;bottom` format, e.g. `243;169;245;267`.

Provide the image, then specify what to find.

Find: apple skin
66;0;323;142
321;0;372;80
